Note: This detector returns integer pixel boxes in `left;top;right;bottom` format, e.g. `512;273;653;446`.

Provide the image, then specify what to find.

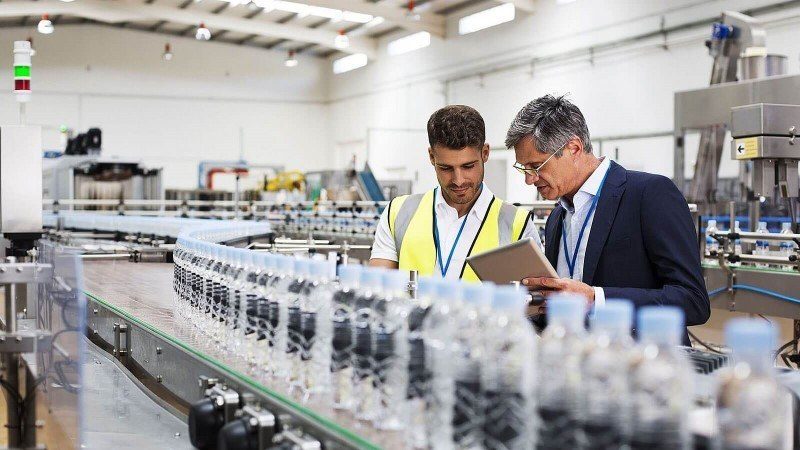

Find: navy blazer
544;161;710;344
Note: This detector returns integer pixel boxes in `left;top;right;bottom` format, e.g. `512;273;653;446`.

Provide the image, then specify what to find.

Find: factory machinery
669;11;800;363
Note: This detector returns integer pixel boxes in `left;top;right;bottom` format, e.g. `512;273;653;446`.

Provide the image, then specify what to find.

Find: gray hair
504;94;593;155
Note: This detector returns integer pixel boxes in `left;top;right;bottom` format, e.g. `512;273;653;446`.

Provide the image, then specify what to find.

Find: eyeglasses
513;151;557;177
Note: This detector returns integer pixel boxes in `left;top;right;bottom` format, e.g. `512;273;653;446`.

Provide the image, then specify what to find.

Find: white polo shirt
371;184;541;279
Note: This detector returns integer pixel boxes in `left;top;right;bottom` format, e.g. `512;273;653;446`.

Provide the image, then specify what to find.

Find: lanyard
562;168;610;278
432;186;478;278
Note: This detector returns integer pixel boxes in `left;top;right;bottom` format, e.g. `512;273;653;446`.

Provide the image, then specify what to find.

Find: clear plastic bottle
481;285;537;450
537;293;587;450
352;268;384;421
706;219;720;256
268;256;295;380
213;247;233;344
236;251;261;362
406;277;440;449
451;283;494;449
198;243;216;331
248;253;274;370
581;299;635;449
755;221;770;268
286;258;311;394
779;222;795;270
225;248;246;352
331;264;361;410
208;246;226;339
630;306;693;450
173;241;186;315
423;281;464;450
717;318;790;450
372;270;413;430
302;260;335;404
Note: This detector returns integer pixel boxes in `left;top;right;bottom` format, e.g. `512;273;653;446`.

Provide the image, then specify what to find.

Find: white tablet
466;238;557;284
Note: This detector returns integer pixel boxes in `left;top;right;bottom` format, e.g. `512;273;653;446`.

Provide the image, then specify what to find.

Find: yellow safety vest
387;189;531;282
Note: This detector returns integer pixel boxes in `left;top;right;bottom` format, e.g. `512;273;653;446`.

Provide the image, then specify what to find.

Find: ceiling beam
0;0;377;57
301;0;445;37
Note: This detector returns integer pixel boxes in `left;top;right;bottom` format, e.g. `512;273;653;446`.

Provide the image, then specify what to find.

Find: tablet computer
466;237;557;284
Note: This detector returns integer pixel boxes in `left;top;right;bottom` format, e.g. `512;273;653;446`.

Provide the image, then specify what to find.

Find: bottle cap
637;306;684;345
278;256;293;273
547;293;586;329
416;277;439;298
310;260;330;279
383;270;409;293
725;318;777;357
591;299;633;333
293;258;311;276
464;283;494;308
436;280;463;302
337;264;362;286
492;285;526;313
360;268;384;290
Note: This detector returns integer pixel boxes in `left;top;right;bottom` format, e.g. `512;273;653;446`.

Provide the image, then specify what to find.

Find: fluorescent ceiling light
458;3;515;35
333;53;368;74
229;0;374;23
387;31;431;56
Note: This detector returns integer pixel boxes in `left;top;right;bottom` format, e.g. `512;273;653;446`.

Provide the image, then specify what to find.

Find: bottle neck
735;351;774;374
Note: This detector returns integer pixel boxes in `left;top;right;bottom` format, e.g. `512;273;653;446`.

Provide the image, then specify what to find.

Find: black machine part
189;382;241;450
189;397;227;450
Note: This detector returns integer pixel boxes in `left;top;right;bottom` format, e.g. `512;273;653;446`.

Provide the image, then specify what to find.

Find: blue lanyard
562;168;610;278
432;187;477;278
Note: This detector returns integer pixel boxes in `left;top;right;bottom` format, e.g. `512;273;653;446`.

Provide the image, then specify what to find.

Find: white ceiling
0;0;531;58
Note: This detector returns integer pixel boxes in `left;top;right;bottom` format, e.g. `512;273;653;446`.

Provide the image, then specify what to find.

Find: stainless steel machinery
43;155;163;210
674;11;796;216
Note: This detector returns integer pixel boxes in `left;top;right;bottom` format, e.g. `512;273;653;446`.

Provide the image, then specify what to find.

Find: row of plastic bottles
172;240;790;449
706;219;796;270
279;211;379;237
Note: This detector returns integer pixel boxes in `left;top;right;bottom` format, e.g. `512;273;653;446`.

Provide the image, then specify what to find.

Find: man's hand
522;277;595;304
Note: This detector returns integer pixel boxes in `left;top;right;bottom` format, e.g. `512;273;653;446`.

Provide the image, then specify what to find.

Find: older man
507;94;709;342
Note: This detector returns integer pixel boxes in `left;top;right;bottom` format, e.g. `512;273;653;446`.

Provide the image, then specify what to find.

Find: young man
369;105;538;281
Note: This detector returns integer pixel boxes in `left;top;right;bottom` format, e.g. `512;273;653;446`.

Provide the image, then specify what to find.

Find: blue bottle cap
383;270;409;293
337;264;362;286
293;259;311;277
548;293;586;328
492;285;526;312
310;260;331;279
464;283;494;308
725;318;777;356
360;268;384;290
278;256;293;273
637;306;684;345
416;277;439;298
436;281;464;302
591;299;634;332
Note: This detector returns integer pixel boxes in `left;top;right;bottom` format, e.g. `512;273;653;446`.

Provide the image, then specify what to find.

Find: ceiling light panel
458;3;515;35
333;53;368;74
219;0;375;24
387;31;430;56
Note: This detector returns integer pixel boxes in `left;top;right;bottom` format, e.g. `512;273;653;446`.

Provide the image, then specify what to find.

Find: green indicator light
14;66;30;77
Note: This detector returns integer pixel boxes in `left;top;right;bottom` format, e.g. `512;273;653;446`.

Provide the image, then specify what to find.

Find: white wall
0;25;330;190
327;0;800;202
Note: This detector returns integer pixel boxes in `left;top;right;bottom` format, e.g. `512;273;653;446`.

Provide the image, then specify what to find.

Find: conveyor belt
81;260;395;449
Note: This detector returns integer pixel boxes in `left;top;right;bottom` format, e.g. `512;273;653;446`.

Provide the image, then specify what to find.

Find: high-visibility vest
387;189;532;281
